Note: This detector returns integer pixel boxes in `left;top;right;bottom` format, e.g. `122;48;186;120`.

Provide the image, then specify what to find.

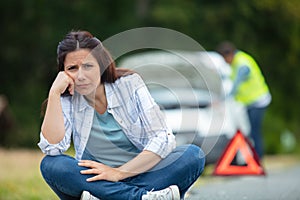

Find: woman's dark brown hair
57;30;117;84
41;30;134;116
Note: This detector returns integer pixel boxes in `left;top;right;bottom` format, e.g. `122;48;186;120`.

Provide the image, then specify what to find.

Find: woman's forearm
41;91;66;144
118;150;162;179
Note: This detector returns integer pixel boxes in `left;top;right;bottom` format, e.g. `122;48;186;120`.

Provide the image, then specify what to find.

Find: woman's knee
40;155;53;176
40;154;75;179
183;144;206;171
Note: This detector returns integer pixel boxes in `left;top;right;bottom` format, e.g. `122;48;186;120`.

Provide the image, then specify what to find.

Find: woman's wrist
49;88;62;98
116;168;137;180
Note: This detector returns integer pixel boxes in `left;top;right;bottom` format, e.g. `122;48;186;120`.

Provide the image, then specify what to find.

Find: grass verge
0;149;57;200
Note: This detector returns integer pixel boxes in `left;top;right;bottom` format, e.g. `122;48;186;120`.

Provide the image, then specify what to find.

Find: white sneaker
142;185;180;200
80;191;100;200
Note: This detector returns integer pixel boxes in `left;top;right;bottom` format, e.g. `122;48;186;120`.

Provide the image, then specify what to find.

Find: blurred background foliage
0;0;299;154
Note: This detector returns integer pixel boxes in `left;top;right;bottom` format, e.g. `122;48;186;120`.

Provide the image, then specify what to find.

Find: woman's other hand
78;160;124;182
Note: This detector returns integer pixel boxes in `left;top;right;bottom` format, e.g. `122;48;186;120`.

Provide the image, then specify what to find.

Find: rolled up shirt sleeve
37;132;71;156
142;109;176;158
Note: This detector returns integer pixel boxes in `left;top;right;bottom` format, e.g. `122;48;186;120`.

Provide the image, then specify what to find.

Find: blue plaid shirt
38;73;176;160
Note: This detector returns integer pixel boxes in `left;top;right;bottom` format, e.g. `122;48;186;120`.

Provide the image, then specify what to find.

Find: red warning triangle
213;130;266;176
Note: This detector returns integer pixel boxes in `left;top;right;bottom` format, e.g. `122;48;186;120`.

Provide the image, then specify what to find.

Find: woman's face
64;49;101;95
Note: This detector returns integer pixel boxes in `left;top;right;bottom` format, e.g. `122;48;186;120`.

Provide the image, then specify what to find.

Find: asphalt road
186;161;300;200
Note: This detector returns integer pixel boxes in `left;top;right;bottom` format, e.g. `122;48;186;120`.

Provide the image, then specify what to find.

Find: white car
117;50;250;164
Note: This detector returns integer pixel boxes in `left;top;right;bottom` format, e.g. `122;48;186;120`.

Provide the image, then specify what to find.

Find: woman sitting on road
38;30;205;200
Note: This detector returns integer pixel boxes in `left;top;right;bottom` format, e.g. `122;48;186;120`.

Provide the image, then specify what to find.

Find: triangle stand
213;130;266;176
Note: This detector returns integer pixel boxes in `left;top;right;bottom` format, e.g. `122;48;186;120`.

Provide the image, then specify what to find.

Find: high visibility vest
231;51;269;105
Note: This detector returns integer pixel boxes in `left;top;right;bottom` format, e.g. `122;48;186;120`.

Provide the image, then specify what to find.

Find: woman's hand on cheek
50;72;75;96
78;160;124;182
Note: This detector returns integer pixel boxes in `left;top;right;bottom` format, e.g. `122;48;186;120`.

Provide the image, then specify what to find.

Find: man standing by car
216;41;271;159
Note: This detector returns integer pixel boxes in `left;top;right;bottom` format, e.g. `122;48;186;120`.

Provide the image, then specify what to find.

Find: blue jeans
40;144;205;200
247;106;267;158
